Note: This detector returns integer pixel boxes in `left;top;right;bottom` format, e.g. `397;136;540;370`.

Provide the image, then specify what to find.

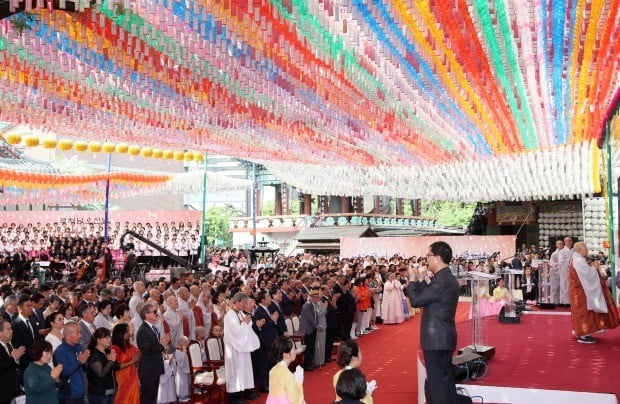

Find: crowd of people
0;235;434;404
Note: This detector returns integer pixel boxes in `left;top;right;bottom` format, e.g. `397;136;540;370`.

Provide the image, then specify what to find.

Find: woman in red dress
111;323;141;404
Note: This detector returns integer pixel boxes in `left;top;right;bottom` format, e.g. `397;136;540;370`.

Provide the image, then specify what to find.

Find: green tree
204;205;241;246
262;200;275;216
421;201;476;227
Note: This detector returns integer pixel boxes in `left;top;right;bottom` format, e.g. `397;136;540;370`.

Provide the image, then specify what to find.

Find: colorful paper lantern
183;151;194;161
115;143;129;154
57;139;73;151
5;134;22;145
152;149;163;159
102;142;116;153
193;152;204;162
23;135;39;147
88;141;102;153
42;137;57;149
163;150;174;160
74;141;88;152
141;147;153;158
128;145;140;156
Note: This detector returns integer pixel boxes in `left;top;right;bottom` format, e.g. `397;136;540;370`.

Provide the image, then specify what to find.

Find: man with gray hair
224;292;260;404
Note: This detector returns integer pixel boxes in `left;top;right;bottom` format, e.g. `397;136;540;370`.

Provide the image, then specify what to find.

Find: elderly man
299;288;321;371
569;242;619;343
129;281;145;318
549;239;564;304
224;292;260;404
557;236;574;306
54;322;91;404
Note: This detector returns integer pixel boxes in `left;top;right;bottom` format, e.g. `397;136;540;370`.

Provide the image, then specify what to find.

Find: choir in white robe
224;309;260;393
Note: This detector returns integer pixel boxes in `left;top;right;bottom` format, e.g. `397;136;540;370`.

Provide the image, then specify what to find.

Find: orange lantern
173;151;184;161
141;147;153;158
102;142;115;153
163;150;174;160
42;137;57;149
152;148;163;158
58;139;73;151
183;151;194;161
115;143;129;153
88;141;102;153
74;141;88;152
193;152;204;162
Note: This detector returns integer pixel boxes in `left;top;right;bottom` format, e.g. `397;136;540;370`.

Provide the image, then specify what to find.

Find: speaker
453;352;488;383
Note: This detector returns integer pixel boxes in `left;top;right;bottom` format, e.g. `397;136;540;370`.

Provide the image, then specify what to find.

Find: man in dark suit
12;294;40;376
335;277;355;341
268;288;286;336
253;290;278;392
137;303;170;404
408;241;460;404
0;319;25;403
298;289;320;371
1;294;18;323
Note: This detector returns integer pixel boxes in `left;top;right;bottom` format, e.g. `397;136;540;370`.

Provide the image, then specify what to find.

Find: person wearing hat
298;288;321;371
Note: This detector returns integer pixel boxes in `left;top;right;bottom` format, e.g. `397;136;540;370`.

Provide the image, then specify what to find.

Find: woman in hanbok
381;273;404;324
333;341;375;404
266;337;305;404
110;323;141;404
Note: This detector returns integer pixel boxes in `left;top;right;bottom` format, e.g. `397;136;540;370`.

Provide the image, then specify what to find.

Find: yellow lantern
173;150;184;161
23;135;40;147
115;143;129;153
58;139;73;151
42;137;57;149
152;148;163;159
193;152;204;162
163;150;174;160
88;141;102;153
183;151;194;161
141;147;153;158
5;133;22;145
102;142;115;153
74;140;88;152
128;145;140;156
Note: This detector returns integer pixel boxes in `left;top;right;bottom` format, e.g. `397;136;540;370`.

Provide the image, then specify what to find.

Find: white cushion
195;371;215;385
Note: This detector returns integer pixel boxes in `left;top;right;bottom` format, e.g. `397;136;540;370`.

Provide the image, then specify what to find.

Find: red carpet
456;312;620;398
248;303;472;404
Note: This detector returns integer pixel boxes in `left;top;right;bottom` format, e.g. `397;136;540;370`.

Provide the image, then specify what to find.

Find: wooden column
396;198;404;215
303;193;312;215
274;185;283;216
340;196;350;213
282;186;290;215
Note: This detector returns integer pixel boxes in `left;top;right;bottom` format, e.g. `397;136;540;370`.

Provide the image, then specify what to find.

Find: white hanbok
174;349;190;400
157;354;177;403
223;309;260;393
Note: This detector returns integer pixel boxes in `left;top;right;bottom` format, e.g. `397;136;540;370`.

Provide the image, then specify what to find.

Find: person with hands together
137;303;170;404
0;319;25;403
86;328;120;404
24;340;62;404
53;321;91;404
110;323;140;404
265;337;305;404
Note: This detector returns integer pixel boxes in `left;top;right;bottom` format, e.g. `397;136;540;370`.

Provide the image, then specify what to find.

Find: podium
459;271;499;361
534;259;555;309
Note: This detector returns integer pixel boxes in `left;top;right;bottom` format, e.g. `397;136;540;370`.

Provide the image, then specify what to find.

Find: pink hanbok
381;279;405;324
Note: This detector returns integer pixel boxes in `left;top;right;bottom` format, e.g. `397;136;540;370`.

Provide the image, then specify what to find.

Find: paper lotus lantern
163;150;174;160
5;134;22;145
74;141;88;152
152;149;163;159
23;135;39;147
194;152;204;162
128;145;140;156
42;138;57;149
183;151;194;161
115;143;129;153
102;142;115;153
173;151;184;161
88;141;102;153
141;147;153;158
58;139;73;151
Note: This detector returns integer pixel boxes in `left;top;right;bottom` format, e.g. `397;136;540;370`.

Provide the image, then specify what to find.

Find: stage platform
417;311;620;403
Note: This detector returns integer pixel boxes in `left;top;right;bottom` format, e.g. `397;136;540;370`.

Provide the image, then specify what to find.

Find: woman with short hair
24;340;63;404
